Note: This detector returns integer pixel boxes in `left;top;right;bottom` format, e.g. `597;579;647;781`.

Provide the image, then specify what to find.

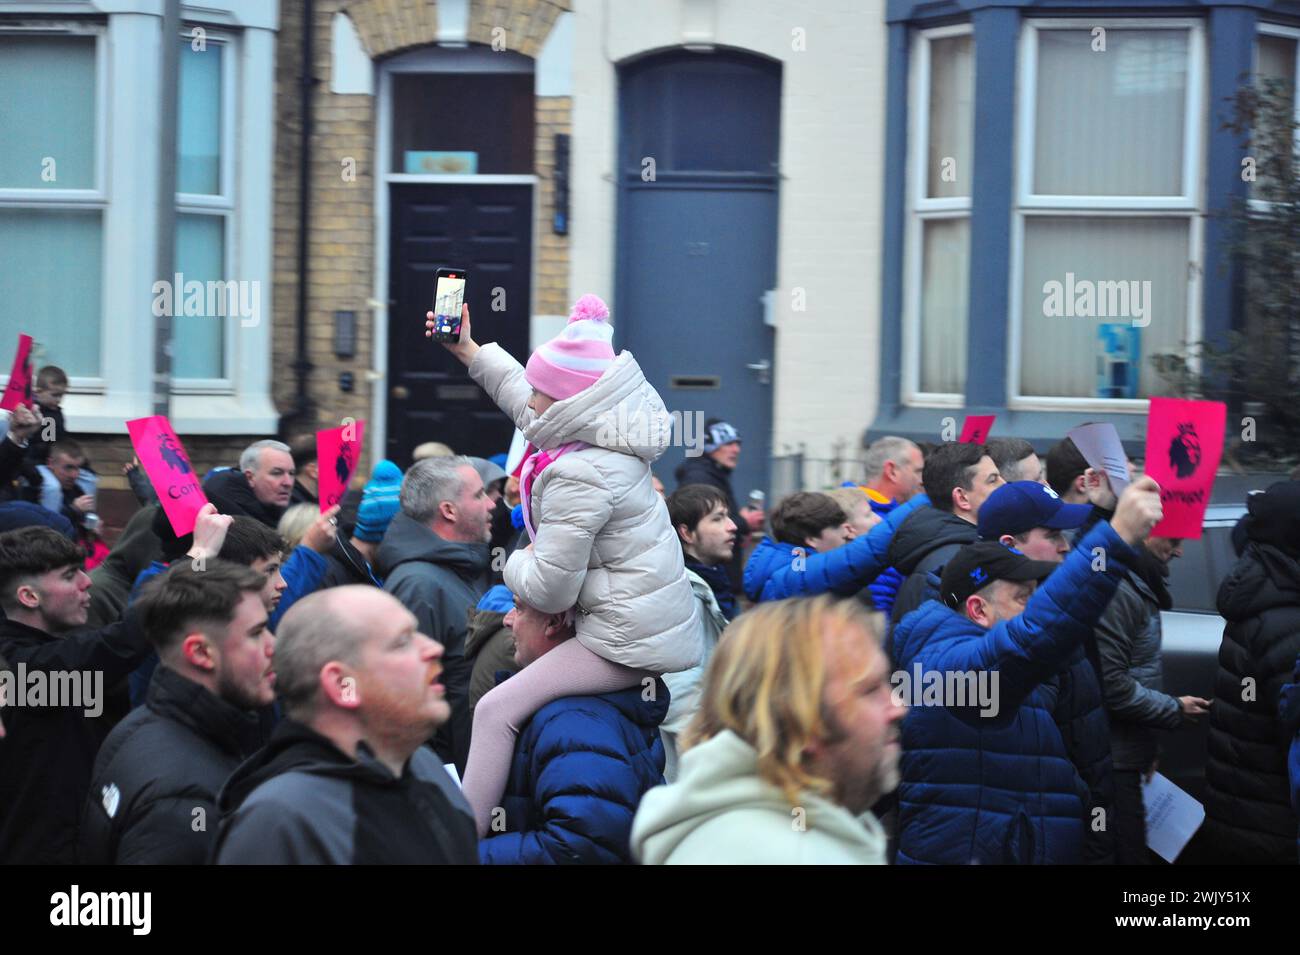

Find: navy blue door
615;51;780;503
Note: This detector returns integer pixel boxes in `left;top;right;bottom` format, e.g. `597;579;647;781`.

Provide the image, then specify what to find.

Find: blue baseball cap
977;480;1092;540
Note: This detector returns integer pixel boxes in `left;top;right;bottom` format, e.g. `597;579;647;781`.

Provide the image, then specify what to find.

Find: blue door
615;50;780;504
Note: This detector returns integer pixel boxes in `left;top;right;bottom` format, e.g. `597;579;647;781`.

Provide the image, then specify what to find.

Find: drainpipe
291;0;317;433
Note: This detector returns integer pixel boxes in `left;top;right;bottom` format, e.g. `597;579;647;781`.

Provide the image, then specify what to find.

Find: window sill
63;391;279;435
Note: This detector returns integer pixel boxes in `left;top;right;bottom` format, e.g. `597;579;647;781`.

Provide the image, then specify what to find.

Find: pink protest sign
959;415;996;444
0;334;34;412
317;420;366;511
1142;397;1226;539
126;416;208;535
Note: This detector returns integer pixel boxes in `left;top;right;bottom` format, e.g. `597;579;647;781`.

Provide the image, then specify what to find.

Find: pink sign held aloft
0;334;34;412
1142;397;1226;540
126;416;208;536
959;415;996;444
317;420;366;512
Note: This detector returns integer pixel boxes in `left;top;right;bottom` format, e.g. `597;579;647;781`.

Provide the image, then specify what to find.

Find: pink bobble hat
524;294;617;401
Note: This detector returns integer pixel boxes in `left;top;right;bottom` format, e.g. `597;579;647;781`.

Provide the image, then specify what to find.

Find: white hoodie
631;730;888;865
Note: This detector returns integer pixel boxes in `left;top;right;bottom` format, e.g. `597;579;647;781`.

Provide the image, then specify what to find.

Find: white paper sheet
1066;422;1131;495
1142;771;1205;863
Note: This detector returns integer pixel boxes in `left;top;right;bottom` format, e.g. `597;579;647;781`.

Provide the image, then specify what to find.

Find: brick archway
343;0;570;60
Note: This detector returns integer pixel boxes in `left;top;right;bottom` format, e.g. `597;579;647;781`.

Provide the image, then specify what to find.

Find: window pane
392;73;535;174
0;36;96;189
918;217;969;394
928;35;974;198
0;210;102;377
1254;36;1296;198
1020;217;1188;398
1034;29;1187;196
619;52;782;175
172;214;225;378
178;42;222;195
1257;34;1296;88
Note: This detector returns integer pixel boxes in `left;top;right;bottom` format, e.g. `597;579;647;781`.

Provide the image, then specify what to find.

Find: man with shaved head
213;586;478;864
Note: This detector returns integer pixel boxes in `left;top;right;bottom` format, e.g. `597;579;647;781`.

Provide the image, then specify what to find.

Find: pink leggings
463;638;650;836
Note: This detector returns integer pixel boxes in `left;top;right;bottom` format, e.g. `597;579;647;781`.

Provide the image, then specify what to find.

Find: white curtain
0;36;96;189
928;35;974;199
172;214;226;379
178;43;223;196
0;210;103;377
919;217;969;394
1020;216;1187;398
1034;29;1187;196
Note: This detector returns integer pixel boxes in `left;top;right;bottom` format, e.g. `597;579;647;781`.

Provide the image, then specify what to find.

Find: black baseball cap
939;541;1058;610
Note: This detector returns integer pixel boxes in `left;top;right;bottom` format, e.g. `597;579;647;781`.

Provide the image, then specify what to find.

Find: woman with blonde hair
275;503;318;551
632;595;905;864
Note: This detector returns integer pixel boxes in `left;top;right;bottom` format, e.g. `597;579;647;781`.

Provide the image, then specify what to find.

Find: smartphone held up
429;268;468;343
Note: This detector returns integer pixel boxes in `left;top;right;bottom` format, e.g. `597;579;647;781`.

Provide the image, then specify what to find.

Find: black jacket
1093;560;1182;771
213;719;478;864
87;505;164;630
1203;541;1300;863
25;401;65;466
290;480;318;508
376;511;490;773
202;468;285;528
77;664;263;864
887;506;979;627
674;455;749;589
0;432;28;501
319;534;382;589
0;611;149;864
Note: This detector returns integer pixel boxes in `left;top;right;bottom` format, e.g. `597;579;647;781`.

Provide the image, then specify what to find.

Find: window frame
902;22;973;408
1007;17;1206;412
0;20;110;390
172;27;240;391
1249;22;1300;215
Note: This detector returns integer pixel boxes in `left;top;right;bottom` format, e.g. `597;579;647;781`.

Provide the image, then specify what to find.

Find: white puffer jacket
469;342;702;674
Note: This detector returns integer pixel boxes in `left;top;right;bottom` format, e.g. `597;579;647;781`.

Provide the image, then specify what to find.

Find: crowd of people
1;294;1299;865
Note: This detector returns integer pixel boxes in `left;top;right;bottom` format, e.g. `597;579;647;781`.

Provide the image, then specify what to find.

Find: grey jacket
1093;571;1182;770
377;511;490;772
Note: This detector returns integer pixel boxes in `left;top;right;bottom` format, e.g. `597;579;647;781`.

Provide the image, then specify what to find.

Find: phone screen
432;272;466;341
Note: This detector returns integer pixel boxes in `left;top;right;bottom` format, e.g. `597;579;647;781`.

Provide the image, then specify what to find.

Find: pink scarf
518;441;588;541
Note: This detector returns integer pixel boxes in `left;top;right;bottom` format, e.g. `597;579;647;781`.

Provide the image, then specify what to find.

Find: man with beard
0;505;228;863
78;561;274;864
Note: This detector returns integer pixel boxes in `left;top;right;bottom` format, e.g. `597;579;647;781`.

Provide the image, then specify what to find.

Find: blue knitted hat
353;459;402;542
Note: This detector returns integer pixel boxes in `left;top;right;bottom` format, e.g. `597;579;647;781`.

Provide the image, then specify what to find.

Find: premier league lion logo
1168;421;1202;479
159;433;193;475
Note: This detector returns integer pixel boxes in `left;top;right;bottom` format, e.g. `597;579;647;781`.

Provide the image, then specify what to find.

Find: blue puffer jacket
743;494;928;603
479;677;669;865
1279;654;1300;862
892;521;1137;865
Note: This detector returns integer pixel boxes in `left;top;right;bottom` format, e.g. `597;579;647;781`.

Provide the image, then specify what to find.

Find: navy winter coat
892;521;1137;865
743;495;928;603
479;678;669;864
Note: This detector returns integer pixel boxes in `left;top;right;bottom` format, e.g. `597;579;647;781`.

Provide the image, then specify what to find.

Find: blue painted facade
870;0;1300;453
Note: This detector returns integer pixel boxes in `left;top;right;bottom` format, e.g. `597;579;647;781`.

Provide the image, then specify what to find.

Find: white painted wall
568;0;886;465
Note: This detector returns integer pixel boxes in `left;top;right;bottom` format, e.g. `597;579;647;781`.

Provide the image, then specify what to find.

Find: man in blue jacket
744;490;928;603
892;475;1163;864
977;479;1118;863
479;592;668;864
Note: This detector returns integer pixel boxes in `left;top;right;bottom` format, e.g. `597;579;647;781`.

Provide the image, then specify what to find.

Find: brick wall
268;0;571;481
535;95;572;315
